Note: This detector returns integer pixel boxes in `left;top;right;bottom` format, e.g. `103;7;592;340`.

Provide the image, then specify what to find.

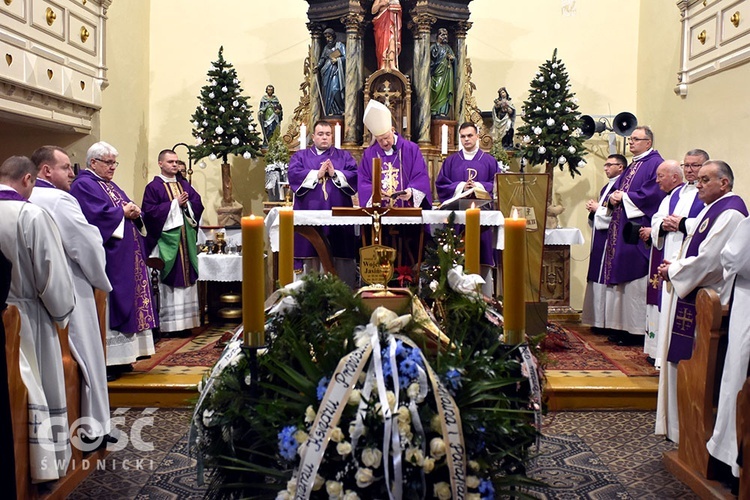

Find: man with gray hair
0;155;75;481
30;145;116;448
655;160;747;443
71;142;157;381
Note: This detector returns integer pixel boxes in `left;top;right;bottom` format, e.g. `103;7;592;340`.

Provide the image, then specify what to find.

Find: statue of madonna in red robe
372;0;401;71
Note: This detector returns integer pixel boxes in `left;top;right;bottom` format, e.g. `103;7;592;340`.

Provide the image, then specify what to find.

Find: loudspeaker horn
580;115;601;139
613;112;637;137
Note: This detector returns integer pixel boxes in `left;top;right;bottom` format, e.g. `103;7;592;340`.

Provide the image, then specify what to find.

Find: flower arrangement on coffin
190;222;543;499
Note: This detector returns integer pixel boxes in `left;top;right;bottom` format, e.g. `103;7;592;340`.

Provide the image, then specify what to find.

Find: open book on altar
437;186;493;211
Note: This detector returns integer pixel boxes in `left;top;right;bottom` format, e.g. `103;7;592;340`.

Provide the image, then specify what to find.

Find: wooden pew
5;292;109;499
662;287;744;498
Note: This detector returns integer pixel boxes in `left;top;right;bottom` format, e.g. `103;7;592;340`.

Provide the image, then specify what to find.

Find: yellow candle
503;208;526;344
278;207;294;287
464;203;480;275
242;215;265;346
372;157;382;207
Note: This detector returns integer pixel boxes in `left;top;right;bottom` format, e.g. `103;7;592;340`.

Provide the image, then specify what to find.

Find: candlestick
278;207;294;287
334;122;342;149
242;215;265;346
503;207;526;344
441;124;448;155
299;124;307;150
372;157;382;207
464;203;480;276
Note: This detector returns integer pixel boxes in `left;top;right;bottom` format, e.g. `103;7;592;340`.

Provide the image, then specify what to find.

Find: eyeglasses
627;137;650;142
95;158;119;167
603;162;624;168
681;163;703;169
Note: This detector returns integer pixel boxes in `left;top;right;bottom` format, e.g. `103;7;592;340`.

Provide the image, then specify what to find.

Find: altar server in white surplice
644;151;706;368
30;146;115;447
655;160;748;444
707;215;750;477
0;156;75;482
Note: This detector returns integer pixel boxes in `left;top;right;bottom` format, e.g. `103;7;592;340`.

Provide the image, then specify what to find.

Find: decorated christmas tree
516;49;587;178
190;47;263;164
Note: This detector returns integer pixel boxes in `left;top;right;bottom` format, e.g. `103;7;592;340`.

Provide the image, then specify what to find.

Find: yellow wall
99;0;748;310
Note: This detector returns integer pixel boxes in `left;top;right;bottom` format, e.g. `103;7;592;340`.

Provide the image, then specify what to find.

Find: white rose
405;447;424;466
467;494;481;500
397;405;411;424
331;427;344;443
430;415;442;433
468;460;480;471
337;441;352;456
326;480;343;498
386;391;396;410
423;456;436;473
348;389;361;406
434;481;452;500
355;467;375;488
467;475;481;488
361;447;382;468
294;430;309;444
305;405;316;424
407;382;420;401
430;437;447;460
275;491;291;500
343;491;360;500
313;474;325;491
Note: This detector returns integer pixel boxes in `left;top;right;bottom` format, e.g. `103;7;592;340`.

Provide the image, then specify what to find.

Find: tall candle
503;207;526;344
464;203;480;275
278;207;294;287
441;124;448;155
242;215;265;346
334;122;342;149
372;157;382;207
299;124;307;150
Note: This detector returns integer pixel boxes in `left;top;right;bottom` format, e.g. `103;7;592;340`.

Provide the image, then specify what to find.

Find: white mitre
363;99;392;136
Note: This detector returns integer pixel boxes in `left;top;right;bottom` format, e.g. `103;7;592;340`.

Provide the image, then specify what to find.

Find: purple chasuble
70;170;157;333
436;150;500;266
602;149;665;285
287;146;359;260
359;135;433;209
587;181;615;283
142;176;204;287
667;195;749;363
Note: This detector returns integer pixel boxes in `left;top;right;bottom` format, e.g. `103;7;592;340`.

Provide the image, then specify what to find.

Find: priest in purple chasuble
436;122;500;296
288;120;358;287
0;156;75;481
30;145;116;447
70;142;157;370
359;100;432;270
655;160;747;444
142;149;204;334
581;154;625;330
599;126;665;344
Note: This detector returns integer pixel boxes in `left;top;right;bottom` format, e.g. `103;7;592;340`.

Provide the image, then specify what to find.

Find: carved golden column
307;22;324;127
409;11;436;146
453;21;472;126
341;13;366;146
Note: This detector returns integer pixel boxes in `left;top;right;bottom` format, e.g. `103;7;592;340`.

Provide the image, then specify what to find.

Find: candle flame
470;201;476;210
511;207;519;219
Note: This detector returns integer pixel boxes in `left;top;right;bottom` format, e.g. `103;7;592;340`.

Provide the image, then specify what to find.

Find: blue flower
278;425;298;461
479;478;495;499
444;368;462;393
317;376;330;401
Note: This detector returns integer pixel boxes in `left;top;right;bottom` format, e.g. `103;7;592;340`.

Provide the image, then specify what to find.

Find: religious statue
491;87;516;149
430;28;455;117
259;84;283;147
372;0;402;71
315;28;346;116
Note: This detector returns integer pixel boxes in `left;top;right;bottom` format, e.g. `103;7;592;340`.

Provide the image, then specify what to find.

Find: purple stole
0;190;27;202
666;195;749;363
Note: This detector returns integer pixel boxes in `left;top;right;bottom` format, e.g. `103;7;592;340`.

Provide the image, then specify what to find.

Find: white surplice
0;185;75;482
655;193;746;443
645;183;701;365
30;182;113;437
707;215;750;476
582;175;619;327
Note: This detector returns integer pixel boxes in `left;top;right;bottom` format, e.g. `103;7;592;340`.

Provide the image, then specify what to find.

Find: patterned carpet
543;323;659;377
68;410;697;499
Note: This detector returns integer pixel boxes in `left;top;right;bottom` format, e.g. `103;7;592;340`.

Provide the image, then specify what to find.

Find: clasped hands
661;214;683;233
318;159;335;180
608;190;624;206
123;201;141;220
585;198;598;213
657;260;672;282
